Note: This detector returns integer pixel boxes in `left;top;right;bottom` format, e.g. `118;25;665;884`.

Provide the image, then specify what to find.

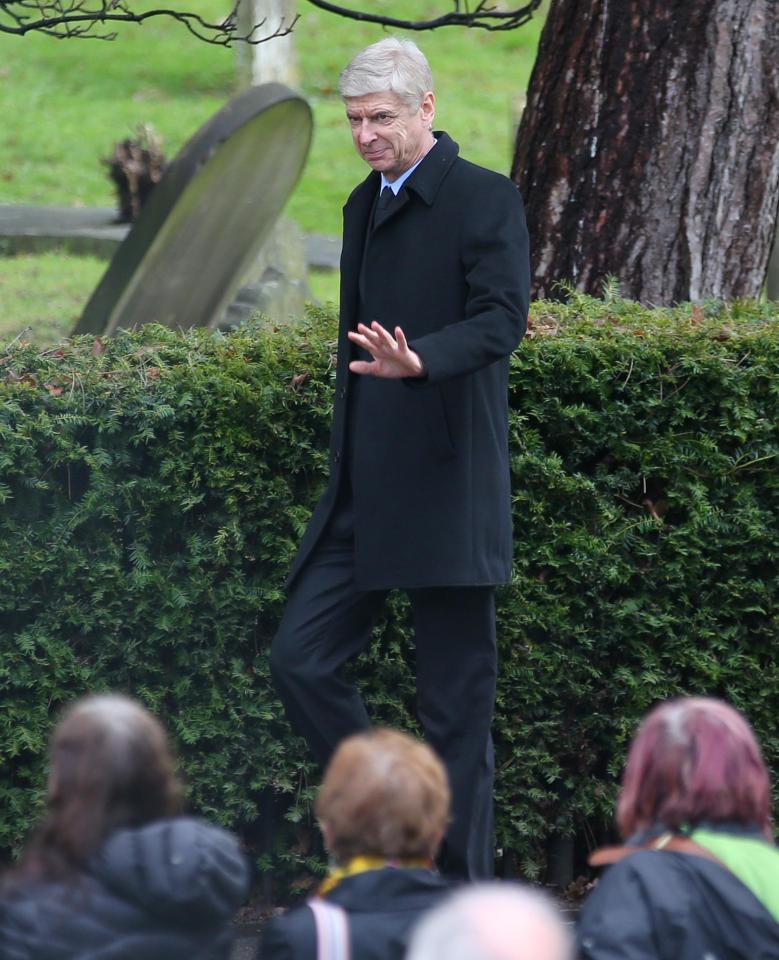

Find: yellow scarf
317;855;432;895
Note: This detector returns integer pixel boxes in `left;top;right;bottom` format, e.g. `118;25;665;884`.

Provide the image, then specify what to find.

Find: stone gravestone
73;83;312;336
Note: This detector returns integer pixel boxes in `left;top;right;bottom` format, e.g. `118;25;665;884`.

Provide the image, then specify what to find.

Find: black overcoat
289;132;530;590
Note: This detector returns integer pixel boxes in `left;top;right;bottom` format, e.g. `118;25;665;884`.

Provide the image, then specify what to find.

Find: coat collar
403;131;459;205
322;866;449;912
347;131;460;210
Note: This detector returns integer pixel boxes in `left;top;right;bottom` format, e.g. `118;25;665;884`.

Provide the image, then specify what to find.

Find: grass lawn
0;0;545;343
0;251;107;344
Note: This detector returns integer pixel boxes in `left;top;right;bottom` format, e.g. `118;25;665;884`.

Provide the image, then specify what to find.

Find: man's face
345;90;435;182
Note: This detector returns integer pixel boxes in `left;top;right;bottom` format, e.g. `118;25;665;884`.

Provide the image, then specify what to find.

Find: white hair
406;883;573;960
339;38;433;111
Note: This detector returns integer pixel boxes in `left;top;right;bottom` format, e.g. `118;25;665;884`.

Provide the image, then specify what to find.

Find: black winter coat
577;849;779;960
289;133;530;590
0;818;250;960
260;867;450;960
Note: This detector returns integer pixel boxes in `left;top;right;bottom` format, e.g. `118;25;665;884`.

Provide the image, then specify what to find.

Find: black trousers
270;519;497;880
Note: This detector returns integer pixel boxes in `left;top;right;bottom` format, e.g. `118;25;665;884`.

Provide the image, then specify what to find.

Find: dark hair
13;694;182;883
617;697;772;839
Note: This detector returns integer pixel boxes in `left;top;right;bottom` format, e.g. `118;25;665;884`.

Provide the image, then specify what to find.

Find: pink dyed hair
617;697;773;839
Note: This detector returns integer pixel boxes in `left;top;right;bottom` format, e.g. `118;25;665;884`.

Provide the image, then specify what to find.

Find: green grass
0;5;234;209
0;0;544;343
0;251;106;344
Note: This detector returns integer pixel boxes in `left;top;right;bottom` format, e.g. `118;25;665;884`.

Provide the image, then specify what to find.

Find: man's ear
420;91;436;128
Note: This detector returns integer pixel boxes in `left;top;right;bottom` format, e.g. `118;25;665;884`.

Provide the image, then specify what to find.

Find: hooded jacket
576;847;779;960
0;818;250;960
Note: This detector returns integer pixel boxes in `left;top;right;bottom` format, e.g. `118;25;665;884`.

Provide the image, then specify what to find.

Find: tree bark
511;0;779;304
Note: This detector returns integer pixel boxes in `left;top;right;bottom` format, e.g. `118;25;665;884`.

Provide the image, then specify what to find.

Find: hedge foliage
1;294;777;893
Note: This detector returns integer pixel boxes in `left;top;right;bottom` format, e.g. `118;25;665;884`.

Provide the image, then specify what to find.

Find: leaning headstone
73;83;312;336
218;217;309;330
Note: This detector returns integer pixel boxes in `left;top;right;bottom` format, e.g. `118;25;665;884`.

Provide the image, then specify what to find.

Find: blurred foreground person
0;694;249;960
406;883;572;960
578;697;779;959
261;728;450;960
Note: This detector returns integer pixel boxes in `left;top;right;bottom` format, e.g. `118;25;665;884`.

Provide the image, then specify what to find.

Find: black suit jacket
289;133;530;590
260;867;450;960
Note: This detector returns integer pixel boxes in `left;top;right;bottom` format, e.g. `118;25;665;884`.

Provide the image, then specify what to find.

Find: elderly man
271;37;530;880
407;884;573;960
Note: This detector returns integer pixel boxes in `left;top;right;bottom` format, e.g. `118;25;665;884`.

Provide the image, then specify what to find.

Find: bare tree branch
0;0;541;42
301;0;543;32
0;0;298;43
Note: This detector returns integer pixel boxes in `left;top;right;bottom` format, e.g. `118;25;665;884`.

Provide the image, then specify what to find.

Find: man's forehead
344;92;405;114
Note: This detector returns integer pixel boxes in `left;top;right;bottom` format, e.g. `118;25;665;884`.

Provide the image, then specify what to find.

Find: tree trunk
767;224;779;300
236;0;298;89
511;0;779;304
230;0;310;327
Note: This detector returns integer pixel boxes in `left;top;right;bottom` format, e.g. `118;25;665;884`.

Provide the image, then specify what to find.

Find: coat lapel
404;132;459;207
372;187;410;229
341;173;380;319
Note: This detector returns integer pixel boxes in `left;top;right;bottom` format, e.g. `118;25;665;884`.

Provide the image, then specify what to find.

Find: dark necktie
373;186;400;228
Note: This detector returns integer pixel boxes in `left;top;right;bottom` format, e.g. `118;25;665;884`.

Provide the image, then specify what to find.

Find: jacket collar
348;131;459;209
322;866;450;912
402;131;459;205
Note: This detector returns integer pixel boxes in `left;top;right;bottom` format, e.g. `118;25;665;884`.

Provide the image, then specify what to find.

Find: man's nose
358;120;377;145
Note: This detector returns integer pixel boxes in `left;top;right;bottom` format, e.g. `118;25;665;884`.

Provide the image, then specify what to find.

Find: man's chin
363;153;389;170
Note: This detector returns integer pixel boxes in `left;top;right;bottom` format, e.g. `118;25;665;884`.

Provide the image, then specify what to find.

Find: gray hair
61;694;165;770
407;883;573;960
339;38;433;111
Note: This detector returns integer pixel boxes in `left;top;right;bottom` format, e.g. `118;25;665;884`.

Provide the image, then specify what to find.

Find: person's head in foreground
20;692;182;879
2;693;248;960
576;696;779;960
339;37;436;182
617;695;773;841
406;883;572;960
260;729;450;960
316;726;450;866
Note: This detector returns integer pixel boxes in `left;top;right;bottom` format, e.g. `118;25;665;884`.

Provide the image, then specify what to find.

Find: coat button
334;450;341;463
339;387;346;399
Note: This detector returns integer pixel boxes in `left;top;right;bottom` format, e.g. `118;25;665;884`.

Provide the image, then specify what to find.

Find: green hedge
1;295;777;893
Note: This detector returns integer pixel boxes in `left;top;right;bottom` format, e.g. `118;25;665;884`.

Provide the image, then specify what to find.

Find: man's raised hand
348;321;426;379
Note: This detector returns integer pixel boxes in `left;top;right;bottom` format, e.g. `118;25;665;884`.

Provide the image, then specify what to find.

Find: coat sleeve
407;175;530;385
576;862;673;960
